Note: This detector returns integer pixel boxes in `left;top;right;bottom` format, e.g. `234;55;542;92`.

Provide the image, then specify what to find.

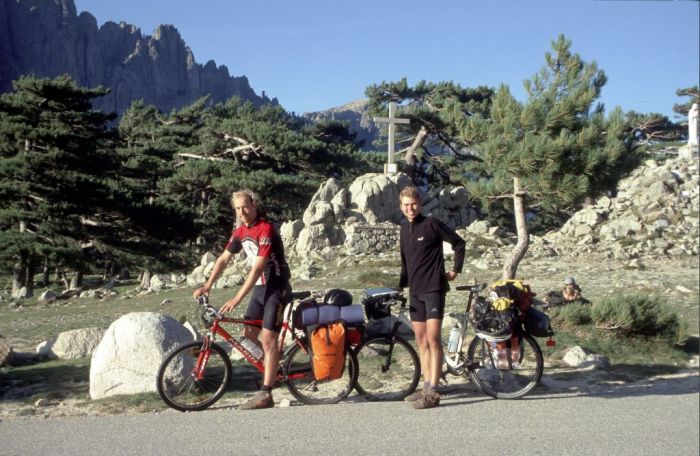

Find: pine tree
455;35;640;279
0;76;117;295
365;78;494;183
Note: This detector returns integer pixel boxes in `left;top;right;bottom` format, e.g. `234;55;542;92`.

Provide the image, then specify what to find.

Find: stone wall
344;222;401;255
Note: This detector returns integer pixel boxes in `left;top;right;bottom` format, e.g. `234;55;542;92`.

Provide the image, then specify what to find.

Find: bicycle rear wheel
283;342;358;405
157;340;232;412
466;333;543;399
354;336;420;401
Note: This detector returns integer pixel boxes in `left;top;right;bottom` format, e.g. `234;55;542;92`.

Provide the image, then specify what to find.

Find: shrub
591;294;684;341
553;303;593;326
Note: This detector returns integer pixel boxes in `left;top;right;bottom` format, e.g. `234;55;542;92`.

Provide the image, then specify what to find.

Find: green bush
553;304;593;326
591;294;684;341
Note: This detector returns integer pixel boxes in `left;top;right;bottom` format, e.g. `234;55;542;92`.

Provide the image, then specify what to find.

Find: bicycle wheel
466;333;543;399
354;336;421;401
283;342;358;405
157;340;232;412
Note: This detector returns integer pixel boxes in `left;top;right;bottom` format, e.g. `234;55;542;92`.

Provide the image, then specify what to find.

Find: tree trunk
139;269;152;290
12;220;28;298
70;270;83;289
42;257;50;287
23;259;35;298
11;256;26;299
56;268;70;290
403;126;429;181
502;177;529;280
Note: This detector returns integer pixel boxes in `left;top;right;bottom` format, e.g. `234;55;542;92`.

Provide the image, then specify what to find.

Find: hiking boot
412;391;440;409
404;389;423;402
239;391;274;410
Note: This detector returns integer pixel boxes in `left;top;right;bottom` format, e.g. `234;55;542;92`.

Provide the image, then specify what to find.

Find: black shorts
244;283;290;332
409;291;446;322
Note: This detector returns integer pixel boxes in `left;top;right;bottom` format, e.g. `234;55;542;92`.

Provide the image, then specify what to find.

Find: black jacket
399;214;466;294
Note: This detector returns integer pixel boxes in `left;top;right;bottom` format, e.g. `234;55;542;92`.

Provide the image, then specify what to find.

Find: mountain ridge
0;0;274;114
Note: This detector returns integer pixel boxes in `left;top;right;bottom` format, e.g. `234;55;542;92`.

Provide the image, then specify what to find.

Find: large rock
89;312;194;399
346;173;412;224
563;346;610;370
38;289;58;302
36;327;106;359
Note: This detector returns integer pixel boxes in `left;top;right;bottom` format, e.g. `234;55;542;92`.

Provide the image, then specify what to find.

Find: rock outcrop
539;157;699;260
286;173;478;256
0;0;273;115
304;99;379;150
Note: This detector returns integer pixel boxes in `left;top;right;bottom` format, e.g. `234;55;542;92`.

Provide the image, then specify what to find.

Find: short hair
231;189;260;208
399;186;421;202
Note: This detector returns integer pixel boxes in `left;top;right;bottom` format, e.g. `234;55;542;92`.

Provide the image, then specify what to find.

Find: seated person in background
544;276;585;307
562;277;582;301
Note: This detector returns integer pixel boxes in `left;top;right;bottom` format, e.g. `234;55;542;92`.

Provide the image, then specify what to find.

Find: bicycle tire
466;333;543;399
354;336;421;401
157;340;232;412
283;342;358;405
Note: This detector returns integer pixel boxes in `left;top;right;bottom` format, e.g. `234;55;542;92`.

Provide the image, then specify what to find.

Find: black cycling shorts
409;291;446;322
244;283;290;332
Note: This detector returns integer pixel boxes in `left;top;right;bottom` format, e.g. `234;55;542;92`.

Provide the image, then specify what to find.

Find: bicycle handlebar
196;295;224;320
290;290;312;300
454;283;488;293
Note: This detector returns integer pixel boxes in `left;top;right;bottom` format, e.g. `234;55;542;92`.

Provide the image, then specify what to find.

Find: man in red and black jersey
193;189;290;410
398;186;465;409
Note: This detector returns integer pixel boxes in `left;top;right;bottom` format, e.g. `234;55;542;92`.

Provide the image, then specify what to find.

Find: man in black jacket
398;186;465;409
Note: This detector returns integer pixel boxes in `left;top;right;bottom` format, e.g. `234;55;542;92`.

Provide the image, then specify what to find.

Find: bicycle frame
196;300;309;381
444;283;487;373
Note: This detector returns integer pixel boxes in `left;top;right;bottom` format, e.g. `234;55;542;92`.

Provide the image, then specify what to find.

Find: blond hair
231;189;260;208
399;185;421;202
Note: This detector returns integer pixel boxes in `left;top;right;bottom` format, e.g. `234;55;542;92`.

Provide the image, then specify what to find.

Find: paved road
2;375;698;456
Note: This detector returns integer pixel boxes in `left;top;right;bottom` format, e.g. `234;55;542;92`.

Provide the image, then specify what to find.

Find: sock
261;385;273;392
425;383;436;393
422;381;430;390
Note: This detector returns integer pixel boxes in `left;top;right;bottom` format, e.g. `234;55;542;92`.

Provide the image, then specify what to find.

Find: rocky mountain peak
0;0;273;115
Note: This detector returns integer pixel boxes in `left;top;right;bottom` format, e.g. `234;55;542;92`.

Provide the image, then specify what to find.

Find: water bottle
240;336;263;360
447;323;460;353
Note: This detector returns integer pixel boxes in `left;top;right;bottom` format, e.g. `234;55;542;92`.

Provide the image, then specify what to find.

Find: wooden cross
373;102;410;174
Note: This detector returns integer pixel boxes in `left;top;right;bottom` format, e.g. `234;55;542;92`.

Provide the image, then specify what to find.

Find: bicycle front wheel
157;340;232;412
354;336;421;401
283;342;358;405
466;333;543;399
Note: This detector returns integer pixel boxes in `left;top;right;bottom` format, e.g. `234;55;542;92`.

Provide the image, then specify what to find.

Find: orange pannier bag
308;320;347;381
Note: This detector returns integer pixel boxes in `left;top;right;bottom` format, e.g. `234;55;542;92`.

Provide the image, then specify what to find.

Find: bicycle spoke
157;341;232;411
284;344;358;405
467;334;543;399
354;337;420;401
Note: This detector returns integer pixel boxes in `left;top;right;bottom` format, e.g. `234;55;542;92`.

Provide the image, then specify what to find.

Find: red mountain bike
156;293;358;411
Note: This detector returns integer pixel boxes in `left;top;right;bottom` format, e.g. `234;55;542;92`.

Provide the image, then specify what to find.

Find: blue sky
74;0;699;118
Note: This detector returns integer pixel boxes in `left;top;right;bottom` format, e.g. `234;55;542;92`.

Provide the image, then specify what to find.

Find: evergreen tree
159;97;374;253
0;77;198;294
365;78;494;183
454;35;640;279
673;86;699;118
0;76;117;295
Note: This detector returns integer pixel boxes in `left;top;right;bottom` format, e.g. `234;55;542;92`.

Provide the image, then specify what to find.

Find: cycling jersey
225;217;290;287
